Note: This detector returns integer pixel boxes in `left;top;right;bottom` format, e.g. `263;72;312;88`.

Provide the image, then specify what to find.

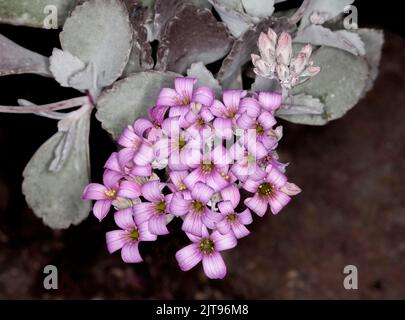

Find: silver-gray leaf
60;0;133;90
96;70;180;139
187;62;222;98
22;108;92;229
0;33;51;76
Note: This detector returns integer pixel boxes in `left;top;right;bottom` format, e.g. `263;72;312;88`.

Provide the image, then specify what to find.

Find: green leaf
290;46;369;125
22;108;92;229
0;33;51;76
0;0;76;28
96;71;180;139
60;0;133;91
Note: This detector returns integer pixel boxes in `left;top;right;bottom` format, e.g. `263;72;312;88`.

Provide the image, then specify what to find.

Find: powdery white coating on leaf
294;25;365;56
0;33;51;77
298;0;354;33
0;0;76;28
22;108;92;229
187;62;222;98
241;0;275;19
251;76;279;92
357;28;384;95
49;48;86;88
285;46;369;125
96;71;180;139
60;0;133;89
276;93;325;116
155;4;233;74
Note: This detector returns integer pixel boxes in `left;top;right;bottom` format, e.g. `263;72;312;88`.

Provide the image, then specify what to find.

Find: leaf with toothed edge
155;4;233;74
59;0;133;91
96;71;180;139
0;33;51;77
22;108;92;229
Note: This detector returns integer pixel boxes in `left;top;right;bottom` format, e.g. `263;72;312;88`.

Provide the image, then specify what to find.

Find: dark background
0;0;404;299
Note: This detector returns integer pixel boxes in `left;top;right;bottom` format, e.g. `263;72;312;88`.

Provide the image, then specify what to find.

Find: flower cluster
82;76;301;279
252;28;320;91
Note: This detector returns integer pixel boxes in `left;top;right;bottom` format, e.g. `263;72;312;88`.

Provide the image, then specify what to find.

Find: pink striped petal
259;92;282;111
192;182;215;204
121;242;143;263
162;116;180;137
118;126;138;148
223;90;246;111
258;111;276;129
169;194;191;216
175;243;202;271
218;200;234;215
231;222;250;239
280;182;301;196
220;185;240;208
182;211;203;236
133;143;154;166
103;170;122;189
114;208;136;230
206;170;229;192
238;209;253;225
200;107;214;122
149;104;169;123
216;219;231;235
213;118;233;140
240;97;261;117
141;180;163;203
117;180;141;199
266;165;287;188
236;112;255;129
130;165;152;177
175;77;196;101
193;87;214;107
210;100;227;117
269;191;291;215
202;208;223;229
133;118;153;137
106;230;128;253
82;183;107;200
133;202;155;224
157;88;178;106
93;200;112;221
184;168;203;189
244;194;268;217
104;152;122;173
202;252;227;279
242;179;261;193
148;214;169;235
117;148;136;168
211;230;237;251
138;221;158;241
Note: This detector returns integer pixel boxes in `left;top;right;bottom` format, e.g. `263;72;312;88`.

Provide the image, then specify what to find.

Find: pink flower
82;170;141;221
167;170;191;199
211;90;247;139
175;227;237;279
117;124;154;168
169;182;223;236
106;209;157;263
243;165;299;216
184;102;214;134
216;201;253;239
133;180;173;235
157;77;214;125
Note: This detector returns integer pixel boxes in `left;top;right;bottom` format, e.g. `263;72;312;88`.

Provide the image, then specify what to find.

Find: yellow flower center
201;163;215;173
227;213;237;222
258;182;275;197
129;228;139;241
199;238;215;254
156;201;166;214
192;200;205;213
104;189;117;199
256;123;264;135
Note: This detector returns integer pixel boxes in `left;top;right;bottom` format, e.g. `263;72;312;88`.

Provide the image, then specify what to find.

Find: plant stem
0;97;88;114
289;0;310;24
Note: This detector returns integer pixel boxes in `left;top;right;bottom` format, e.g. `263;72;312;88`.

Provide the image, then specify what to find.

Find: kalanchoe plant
0;0;383;277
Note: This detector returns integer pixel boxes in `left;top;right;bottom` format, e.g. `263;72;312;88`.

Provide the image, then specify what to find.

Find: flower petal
244;194;268;217
259;92;282;111
213;117;233;140
157;87;179;106
211;230;237;251
269;191;291;215
141;180;163;203
175;77;196;101
202;208;223;229
236;112;255;129
175;243;202;271
133;143;154;166
184;168;203;190
114;208;136;230
192;182;215;204
238;208;253;225
106;230;128;253
223;90;246;111
148;214;169;235
242;178;261;193
118;126;138;148
193;87;214;107
117;180;141;199
240;97;261;117
138;221;158;241
82;183;107;200
130;165;152;177
231;222;250;239
133;202;155;224
216;219;231;235
258;111;276;129
104;152;122;173
218;200;234;215
206;170;229;192
133;118;153;137
93;200;112;221
202;252;227;279
103;170;122;189
280;182;301;196
210;100;227;117
121;242;143;263
117;148;136;168
266;165;287;188
182;211;203;236
220;185;240;208
169;194;191;216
